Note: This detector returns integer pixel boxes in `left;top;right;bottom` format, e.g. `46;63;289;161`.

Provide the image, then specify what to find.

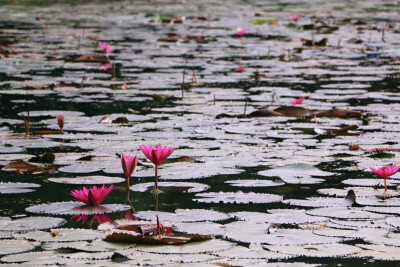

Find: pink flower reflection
71;214;112;227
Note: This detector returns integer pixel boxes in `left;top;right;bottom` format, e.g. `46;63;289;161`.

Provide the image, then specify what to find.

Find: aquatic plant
235;28;246;37
292;14;300;22
370;165;400;191
57;115;64;133
139;144;175;192
289;97;305;105
121;154;139;190
71;185;113;206
23;111;30;136
98;42;113;53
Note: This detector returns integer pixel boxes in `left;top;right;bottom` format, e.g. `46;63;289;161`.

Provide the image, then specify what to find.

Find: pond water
1;0;400;265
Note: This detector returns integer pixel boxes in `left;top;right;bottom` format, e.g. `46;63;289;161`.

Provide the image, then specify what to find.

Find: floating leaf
0;182;40;194
15;228;102;242
194;191;283;204
231;209;328;224
263;243;362;257
134;239;233;254
26;202;130;216
130;182;209;193
0;239;39;256
2;160;58;174
135;209;230;223
0;216;65;232
48;176;124;185
225;179;285;187
306;207;387;220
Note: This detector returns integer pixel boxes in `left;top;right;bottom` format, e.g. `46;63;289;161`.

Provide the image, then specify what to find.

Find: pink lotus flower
370;165;400;191
235;28;246;37
100;63;113;71
71;214;112;227
139;144;175;191
71;185;113;206
236;66;244;72
58;115;64;133
289;96;305;105
292;14;300;22
121;154;139;189
98;42;113;53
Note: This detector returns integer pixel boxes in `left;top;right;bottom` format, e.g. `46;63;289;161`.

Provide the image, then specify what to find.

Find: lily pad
231;210;328;224
134;239;234;254
14;228;102;242
135;209;230;223
0;182;40;194
263;243;362;257
26;202;130;215
225;179;285;187
306;207;387;220
193;192;283;204
48;176;125;185
130;182;209;193
0;239;39;256
0;216;66;232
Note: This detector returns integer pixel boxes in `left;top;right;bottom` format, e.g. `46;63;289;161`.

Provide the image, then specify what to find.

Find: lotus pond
1;0;400;266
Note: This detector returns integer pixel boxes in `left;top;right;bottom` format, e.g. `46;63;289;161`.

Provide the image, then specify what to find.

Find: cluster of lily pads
1;0;400;265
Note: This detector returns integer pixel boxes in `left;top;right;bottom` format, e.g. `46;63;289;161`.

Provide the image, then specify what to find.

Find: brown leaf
301;37;328;46
247;109;283;117
112;117;129;124
74;54;109;63
315;107;362;118
102;229;211;245
330;125;359;136
273;106;313;117
2;160;58;174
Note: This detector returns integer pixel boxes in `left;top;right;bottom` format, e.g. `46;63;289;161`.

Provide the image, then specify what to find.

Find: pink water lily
121;154;139;189
139;144;175;191
71;185;113;206
236;66;244;72
58;115;64;133
98;42;113;53
235;28;246;37
370;165;400;191
289;96;305;105
292;14;300;22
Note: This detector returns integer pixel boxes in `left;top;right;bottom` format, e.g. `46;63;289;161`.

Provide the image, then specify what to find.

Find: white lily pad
317;187;400;198
0;239;39;255
231;210;328;224
306;207;387;220
134;239;234;254
26;202;130;215
14;228;102;242
0;182;40;194
342;178;400;187
212;244;291;260
115;249;220;264
42;239;135;252
193;192;283;204
263;243;362;257
48;176;125;185
173;222;226;236
0;216;66;232
225;179;285;187
223;221;342;245
355;244;400;261
130;182;209;193
135;209;230;223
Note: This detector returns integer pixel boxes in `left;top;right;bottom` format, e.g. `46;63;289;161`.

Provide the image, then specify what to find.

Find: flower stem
384;177;387;192
126;176;130;191
155;165;158;191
